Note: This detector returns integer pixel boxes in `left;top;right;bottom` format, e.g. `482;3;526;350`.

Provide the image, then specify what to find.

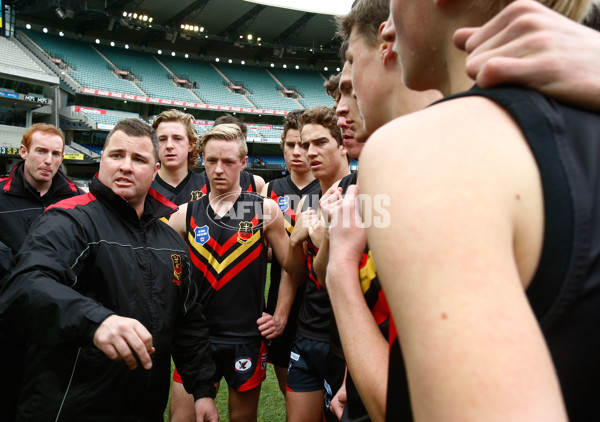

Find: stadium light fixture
241;60;245;65
336;67;340;71
228;59;233;63
215;58;220;62
149;17;153;23
59;31;64;37
133;13;138;18
26;24;31;29
247;34;253;41
110;41;115;47
95;39;100;44
295;65;299;69
123;11;127;17
270;63;274;67
257;37;262;42
200;27;205;32
324;67;328;71
283;64;287;68
43;28;48;33
55;8;66;19
185;53;189;58
125;44;130;49
157;49;162;54
171;52;176;56
181;24;185;29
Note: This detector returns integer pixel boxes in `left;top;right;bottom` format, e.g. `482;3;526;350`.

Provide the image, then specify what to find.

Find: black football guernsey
265;175;320;316
295;191;334;343
185;191;267;344
386;85;600;421
337;172;392;422
151;170;208;205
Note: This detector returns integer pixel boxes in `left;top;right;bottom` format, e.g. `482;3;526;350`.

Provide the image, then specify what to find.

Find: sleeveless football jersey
295;191;334;343
151;171;208;205
186;192;267;343
265;175;320;316
386;86;600;421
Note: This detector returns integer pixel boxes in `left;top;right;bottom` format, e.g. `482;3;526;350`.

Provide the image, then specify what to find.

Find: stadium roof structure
10;0;349;69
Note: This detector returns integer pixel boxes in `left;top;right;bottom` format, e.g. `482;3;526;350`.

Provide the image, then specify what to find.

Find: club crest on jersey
235;358;253;372
237;221;254;244
171;254;182;286
190;190;204;201
278;196;290;212
194;225;210;245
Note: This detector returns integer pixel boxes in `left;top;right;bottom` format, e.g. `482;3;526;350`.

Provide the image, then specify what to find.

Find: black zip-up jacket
0;177;216;421
0;161;83;259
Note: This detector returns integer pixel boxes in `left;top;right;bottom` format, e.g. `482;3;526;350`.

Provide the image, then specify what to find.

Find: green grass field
164;264;287;421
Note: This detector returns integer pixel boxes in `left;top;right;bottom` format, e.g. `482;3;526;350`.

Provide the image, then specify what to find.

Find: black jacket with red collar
0;176;216;421
0;161;83;257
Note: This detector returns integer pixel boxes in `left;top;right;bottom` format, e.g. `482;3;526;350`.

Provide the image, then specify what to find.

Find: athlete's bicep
169;203;188;239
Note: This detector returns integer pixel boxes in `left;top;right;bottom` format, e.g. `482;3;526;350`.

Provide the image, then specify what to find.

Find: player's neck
319;164;350;193
208;185;242;215
290;170;315;190
158;166;188;187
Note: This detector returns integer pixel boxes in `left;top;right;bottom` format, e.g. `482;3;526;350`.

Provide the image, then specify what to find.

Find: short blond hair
201;123;247;160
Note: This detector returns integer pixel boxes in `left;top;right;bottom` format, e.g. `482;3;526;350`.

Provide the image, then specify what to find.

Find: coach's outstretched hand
93;314;155;370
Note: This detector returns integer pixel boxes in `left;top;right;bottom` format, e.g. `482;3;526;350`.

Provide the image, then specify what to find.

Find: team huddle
2;0;600;421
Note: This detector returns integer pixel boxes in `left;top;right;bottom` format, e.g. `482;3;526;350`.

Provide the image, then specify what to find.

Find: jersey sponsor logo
237;221;254;245
171;254;183;286
194;225;210;245
190;190;204;201
235;357;253;372
278;196;290;213
290;351;300;361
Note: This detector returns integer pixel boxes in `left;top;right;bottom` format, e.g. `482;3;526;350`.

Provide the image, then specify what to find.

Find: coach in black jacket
0;119;218;421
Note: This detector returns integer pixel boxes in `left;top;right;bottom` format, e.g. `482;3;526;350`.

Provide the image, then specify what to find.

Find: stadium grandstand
0;0;359;185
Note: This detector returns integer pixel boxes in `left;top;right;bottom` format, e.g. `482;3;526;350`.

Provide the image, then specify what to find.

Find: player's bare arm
168;203;189;239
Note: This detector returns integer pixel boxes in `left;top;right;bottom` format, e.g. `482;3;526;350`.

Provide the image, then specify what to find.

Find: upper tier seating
21;29;335;112
95;46;199;104
159;57;251;109
270;69;334;109
217;63;300;112
24;30;142;96
0;36;51;76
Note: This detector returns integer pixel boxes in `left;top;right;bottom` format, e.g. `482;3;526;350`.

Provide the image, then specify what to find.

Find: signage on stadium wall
63;152;85;161
75;106;107;115
24;95;49;104
81;88;289;116
0;90;50;105
0;90;18;99
0;147;19;156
